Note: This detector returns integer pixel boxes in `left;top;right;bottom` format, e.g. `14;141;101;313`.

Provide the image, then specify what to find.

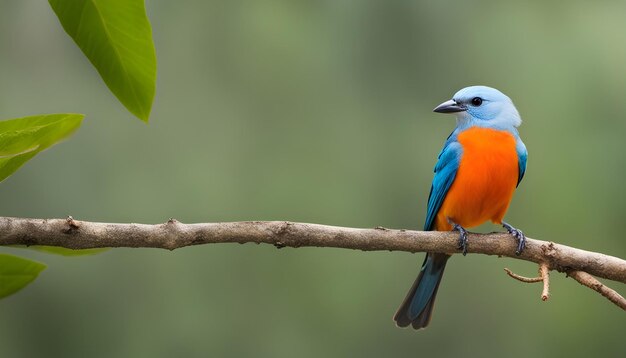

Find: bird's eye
471;97;483;106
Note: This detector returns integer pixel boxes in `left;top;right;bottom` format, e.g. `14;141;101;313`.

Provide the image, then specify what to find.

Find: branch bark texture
1;217;625;288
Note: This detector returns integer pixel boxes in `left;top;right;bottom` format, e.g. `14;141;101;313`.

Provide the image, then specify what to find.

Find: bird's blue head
433;86;521;130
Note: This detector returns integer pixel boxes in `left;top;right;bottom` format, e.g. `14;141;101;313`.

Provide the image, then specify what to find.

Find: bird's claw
452;223;469;256
502;221;526;255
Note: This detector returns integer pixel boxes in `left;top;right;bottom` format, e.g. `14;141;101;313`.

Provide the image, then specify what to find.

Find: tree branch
503;262;551;301
0;216;624;310
540;263;550;301
503;267;544;283
566;270;626;310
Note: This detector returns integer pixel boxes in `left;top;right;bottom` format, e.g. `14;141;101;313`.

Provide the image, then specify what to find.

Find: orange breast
435;127;519;231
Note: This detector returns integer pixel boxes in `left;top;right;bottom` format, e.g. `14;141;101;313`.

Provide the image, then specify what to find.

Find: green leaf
28;246;108;257
48;0;157;122
0;114;83;183
0;254;46;299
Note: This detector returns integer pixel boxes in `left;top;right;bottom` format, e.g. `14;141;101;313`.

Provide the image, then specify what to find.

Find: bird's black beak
433;99;467;113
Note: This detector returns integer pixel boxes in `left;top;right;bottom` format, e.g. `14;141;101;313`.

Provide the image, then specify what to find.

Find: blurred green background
1;1;625;357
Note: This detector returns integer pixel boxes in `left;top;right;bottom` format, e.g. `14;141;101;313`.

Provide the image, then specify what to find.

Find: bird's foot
452;222;469;256
502;221;526;255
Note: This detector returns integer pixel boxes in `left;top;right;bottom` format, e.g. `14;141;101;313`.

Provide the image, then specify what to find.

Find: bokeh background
1;1;625;357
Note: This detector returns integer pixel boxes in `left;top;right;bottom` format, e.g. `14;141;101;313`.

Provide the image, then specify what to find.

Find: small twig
504;267;543;283
66;216;80;229
540;263;550;301
504;262;550;301
567;270;626;311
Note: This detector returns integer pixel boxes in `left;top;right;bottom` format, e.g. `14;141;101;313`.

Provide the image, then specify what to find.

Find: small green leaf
49;0;157;122
0;254;46;299
0;114;83;183
28;246;108;257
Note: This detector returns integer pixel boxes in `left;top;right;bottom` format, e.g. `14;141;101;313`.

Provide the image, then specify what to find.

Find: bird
393;85;528;330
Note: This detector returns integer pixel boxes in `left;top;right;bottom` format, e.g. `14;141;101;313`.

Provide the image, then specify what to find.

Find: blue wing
516;139;528;187
423;135;463;231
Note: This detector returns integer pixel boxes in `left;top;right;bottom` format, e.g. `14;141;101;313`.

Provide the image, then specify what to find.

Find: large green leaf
0;114;84;183
0;254;46;299
49;0;157;122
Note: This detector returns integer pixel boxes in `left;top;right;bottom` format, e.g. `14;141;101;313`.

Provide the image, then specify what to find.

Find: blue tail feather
393;253;449;329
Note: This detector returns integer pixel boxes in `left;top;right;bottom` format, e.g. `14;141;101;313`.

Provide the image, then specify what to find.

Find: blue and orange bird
393;86;528;329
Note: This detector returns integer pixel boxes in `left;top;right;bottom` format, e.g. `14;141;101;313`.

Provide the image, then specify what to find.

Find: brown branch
0;216;625;305
504;268;543;282
540;263;550;301
503;262;550;301
567;270;626;311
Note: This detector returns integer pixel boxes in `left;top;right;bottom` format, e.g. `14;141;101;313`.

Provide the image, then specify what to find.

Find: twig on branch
503;262;550;301
504;268;543;283
567;270;626;310
0;216;624;310
540;263;550;301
